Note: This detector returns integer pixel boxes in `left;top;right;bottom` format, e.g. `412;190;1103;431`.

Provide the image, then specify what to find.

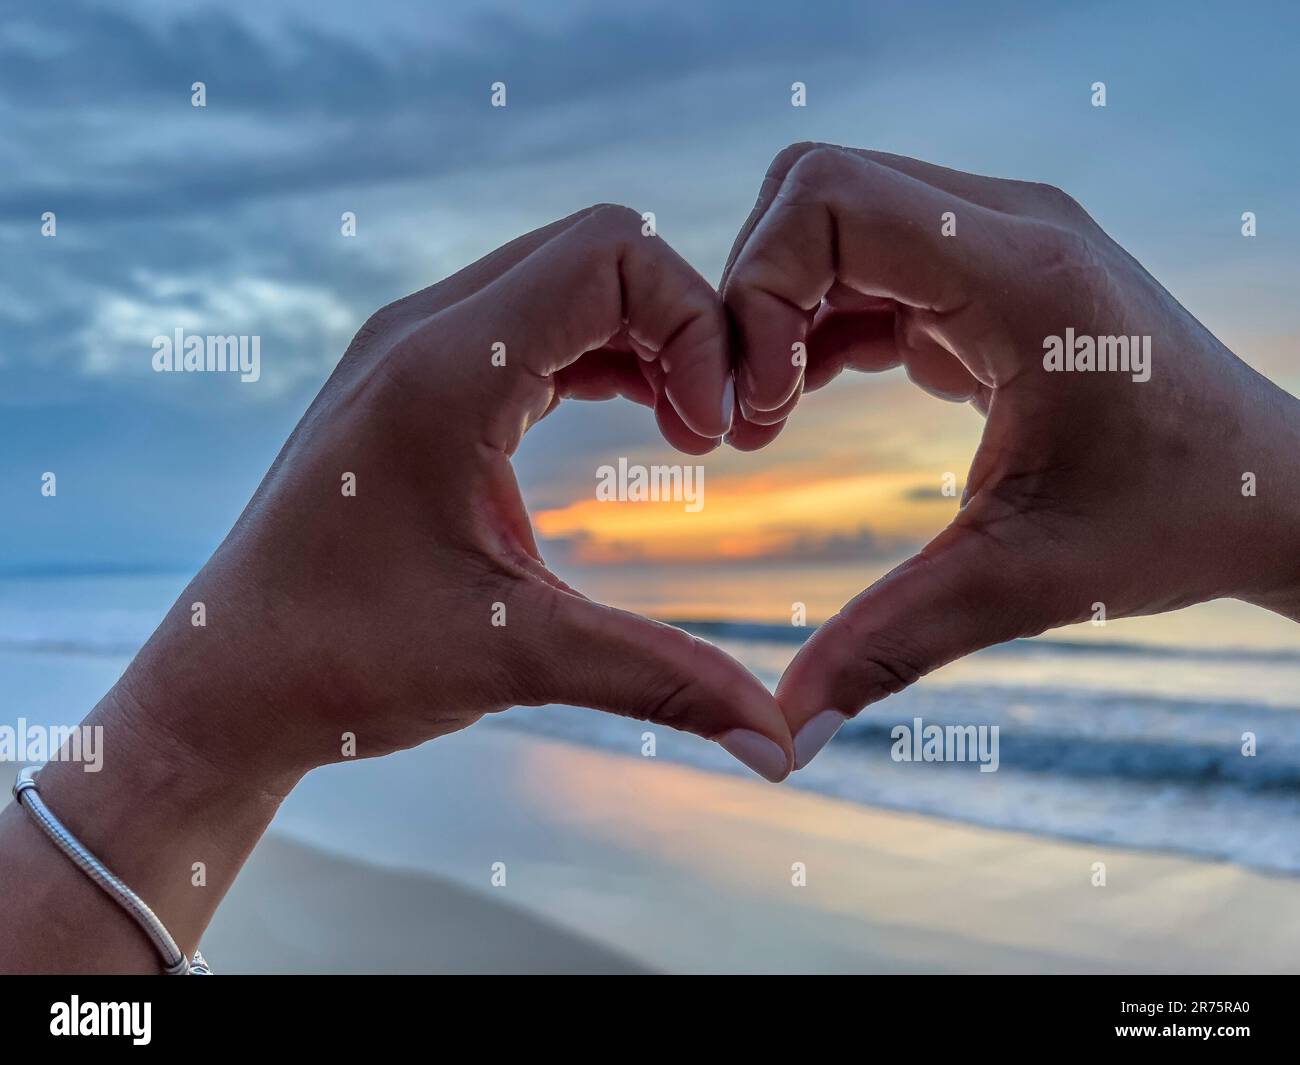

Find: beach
8;573;1300;879
205;831;647;975
7;727;1298;974
7;0;1300;989
4;574;1300;973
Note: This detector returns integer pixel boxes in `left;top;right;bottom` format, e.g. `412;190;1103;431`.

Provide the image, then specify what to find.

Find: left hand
2;206;796;975
116;204;793;787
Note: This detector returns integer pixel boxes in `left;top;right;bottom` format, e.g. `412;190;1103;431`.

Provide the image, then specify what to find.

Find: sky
3;0;1298;630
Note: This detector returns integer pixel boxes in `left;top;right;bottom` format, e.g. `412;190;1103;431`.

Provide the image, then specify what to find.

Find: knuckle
851;643;927;703
719;257;762;304
674;292;723;342
637;629;707;728
1029;181;1085;218
642;677;698;730
768;140;825;177
346;300;407;356
785;143;857;192
1029;220;1105;294
829;610;928;703
582;202;644;237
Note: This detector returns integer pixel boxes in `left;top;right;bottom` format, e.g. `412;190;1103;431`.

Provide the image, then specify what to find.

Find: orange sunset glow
534;464;960;564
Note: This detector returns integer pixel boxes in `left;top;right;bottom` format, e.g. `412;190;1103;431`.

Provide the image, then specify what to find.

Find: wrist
105;670;305;805
29;680;295;961
116;567;322;789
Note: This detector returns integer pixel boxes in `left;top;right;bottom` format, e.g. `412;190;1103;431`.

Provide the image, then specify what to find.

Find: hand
120;204;794;787
1;206;799;974
721;142;1300;767
150;204;796;782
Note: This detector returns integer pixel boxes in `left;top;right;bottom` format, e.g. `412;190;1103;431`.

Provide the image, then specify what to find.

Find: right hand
721;143;1300;767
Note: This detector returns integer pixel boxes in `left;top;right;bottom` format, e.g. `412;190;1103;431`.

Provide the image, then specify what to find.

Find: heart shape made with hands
514;138;1266;781
494;148;1012;779
303;142;1266;788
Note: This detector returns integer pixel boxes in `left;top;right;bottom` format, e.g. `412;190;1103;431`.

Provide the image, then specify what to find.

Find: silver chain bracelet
12;765;212;975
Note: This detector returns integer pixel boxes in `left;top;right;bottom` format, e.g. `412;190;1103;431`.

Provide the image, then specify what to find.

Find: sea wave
5;592;1299;875
673;618;1300;666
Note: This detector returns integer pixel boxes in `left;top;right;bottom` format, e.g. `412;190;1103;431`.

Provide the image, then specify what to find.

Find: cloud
0;0;1073;408
6;0;1297;577
0;0;1058;221
78;272;356;397
899;482;964;503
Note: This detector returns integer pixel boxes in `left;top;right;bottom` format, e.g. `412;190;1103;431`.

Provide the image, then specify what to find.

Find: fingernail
718;729;789;782
720;376;735;434
793;710;847;770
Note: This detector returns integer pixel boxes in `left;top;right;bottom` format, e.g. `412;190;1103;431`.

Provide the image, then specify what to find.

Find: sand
5;730;1300;974
205;835;646;974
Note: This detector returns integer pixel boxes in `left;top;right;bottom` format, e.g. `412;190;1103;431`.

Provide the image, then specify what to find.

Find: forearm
0;678;296;973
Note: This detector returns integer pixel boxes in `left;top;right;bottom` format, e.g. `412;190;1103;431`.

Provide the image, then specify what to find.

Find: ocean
4;572;1299;876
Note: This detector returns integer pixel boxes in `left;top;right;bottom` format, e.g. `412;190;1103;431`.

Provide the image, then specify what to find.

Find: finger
551;349;656;407
722;149;960;413
862;148;1094;224
556;345;721;453
822;282;895;315
401;207;603;319
900;336;981;401
521;588;793;782
724;410;787;451
737;376;802;426
852;148;1032;213
431;204;732;453
723;147;1015;416
777;524;1040;770
654;392;721;455
720;143;1031;293
353;208;607;356
805;304;980;401
721;140;824;285
804;307;900;389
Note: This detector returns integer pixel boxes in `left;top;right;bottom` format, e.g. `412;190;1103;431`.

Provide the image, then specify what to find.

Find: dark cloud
0;0;1049;220
768;527;918;564
13;0;1281;575
900;483;963;503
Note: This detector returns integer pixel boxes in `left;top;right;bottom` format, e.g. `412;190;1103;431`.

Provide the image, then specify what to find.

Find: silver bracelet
12;765;211;975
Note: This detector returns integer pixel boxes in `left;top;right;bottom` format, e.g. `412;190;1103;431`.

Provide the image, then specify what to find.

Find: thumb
517;587;793;782
778;525;1044;770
